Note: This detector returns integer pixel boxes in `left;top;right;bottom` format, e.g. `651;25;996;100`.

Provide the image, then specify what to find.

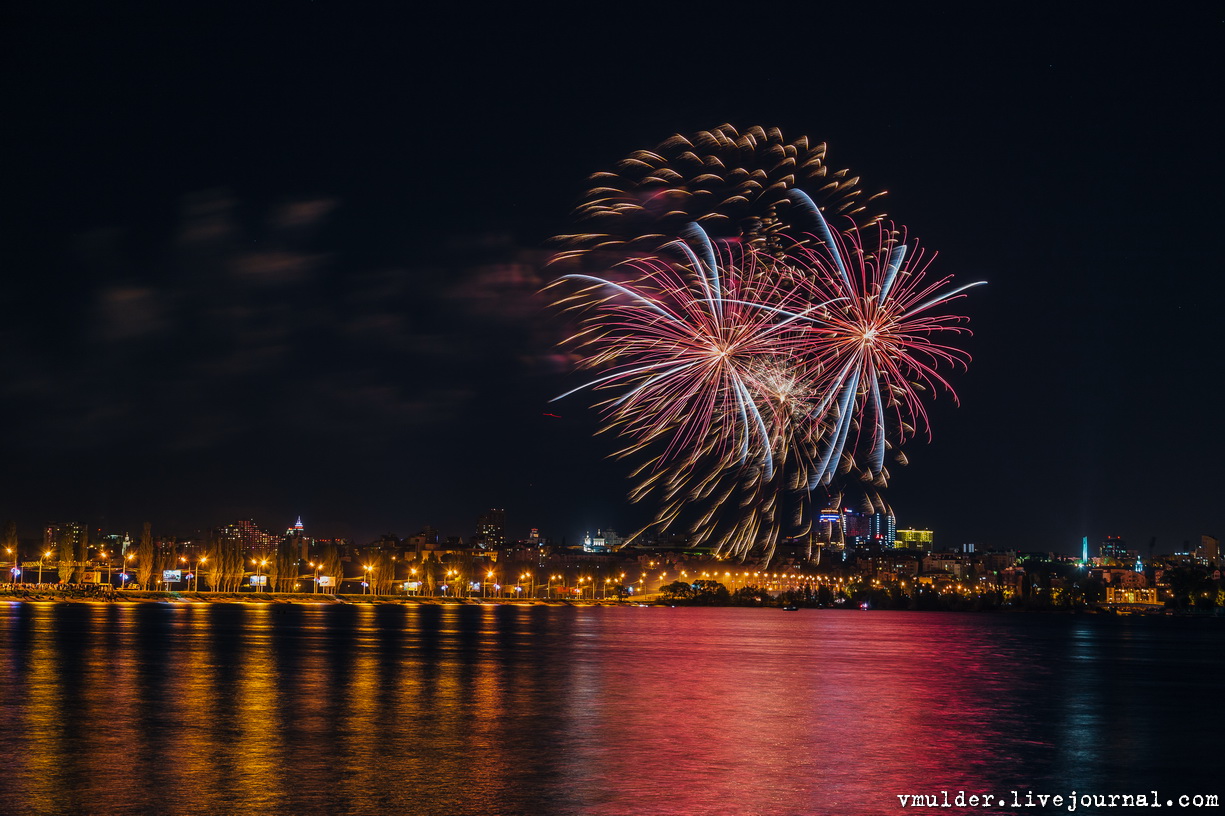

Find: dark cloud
0;189;573;537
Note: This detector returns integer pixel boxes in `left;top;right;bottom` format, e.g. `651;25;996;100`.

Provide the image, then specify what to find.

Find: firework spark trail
550;127;983;559
550;227;841;555
552;124;885;265
778;195;986;488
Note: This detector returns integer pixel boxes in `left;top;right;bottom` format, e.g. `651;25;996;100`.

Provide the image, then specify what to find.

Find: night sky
2;6;1221;554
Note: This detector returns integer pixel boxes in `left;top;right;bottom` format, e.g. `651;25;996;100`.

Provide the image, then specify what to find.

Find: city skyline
1;8;1221;555
7;507;1214;564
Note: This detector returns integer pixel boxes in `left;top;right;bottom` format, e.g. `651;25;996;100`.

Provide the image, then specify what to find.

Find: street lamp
180;555;205;592
363;564;372;595
252;559;268;592
39;550;51;584
309;561;322;594
100;550;113;586
5;548;16;584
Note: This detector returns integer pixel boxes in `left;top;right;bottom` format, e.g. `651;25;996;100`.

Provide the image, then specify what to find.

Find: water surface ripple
0;604;1219;815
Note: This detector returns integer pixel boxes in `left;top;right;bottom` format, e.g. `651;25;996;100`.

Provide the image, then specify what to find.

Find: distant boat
782;605;799;611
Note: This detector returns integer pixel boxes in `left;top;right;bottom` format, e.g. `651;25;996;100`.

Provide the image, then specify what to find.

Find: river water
0;603;1220;815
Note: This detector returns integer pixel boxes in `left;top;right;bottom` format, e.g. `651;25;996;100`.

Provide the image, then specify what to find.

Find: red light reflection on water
0;603;1203;815
549;608;1044;815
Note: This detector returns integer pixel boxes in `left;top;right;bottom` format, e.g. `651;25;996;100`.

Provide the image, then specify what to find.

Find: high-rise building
869;512;896;546
219;519;279;557
44;522;86;553
817;508;842;547
1198;535;1220;566
1099;536;1134;566
476;509;506;549
284;516;312;560
841;509;869;547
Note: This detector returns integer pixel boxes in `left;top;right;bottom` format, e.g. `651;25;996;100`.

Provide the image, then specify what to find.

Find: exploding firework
551;128;982;559
551;226;839;555
553;124;885;264
780;190;986;489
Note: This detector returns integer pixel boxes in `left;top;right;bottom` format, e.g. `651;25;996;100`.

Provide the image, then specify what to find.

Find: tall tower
869;511;896;546
841;508;868;547
476;509;506;549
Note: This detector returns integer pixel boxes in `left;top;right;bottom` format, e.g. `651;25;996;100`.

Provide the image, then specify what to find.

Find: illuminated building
817;508;842;544
1105;586;1159;605
579;529;625;552
44;522;86;552
285;516;312;560
869;512;896;546
1198;535;1220;566
1099;535;1135;566
895;529;934;550
219;519;279;557
475;508;506;549
841;509;869;546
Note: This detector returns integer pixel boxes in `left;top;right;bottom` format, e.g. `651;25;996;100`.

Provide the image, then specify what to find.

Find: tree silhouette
137;522;154;589
57;530;74;583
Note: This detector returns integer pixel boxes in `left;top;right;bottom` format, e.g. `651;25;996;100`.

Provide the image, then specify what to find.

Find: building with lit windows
816;508;843;548
1105;586;1159;606
841;509;869;546
1198;535;1220;566
44;522;86;553
895;529;934;550
1099;535;1135;566
869;512;896;546
475;509;506;549
218;519;279;557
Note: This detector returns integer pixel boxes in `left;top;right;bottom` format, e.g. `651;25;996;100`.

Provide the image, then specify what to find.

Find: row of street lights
5;544;680;598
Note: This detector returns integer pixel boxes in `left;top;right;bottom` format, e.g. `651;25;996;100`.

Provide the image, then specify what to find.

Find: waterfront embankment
0;586;645;606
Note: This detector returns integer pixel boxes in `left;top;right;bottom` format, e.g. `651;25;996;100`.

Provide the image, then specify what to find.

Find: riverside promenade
0;585;653;605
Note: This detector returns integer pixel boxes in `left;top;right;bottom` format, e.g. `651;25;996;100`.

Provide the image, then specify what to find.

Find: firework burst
781;190;986;488
553;124;885;265
551;129;982;559
551;226;841;555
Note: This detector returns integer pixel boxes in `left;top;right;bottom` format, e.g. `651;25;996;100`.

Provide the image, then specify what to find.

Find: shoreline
0;589;1202;616
0;589;640;607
